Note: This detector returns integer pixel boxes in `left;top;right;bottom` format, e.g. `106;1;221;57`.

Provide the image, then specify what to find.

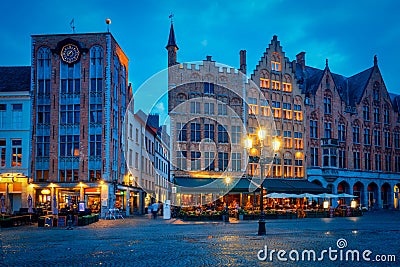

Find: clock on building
60;44;80;64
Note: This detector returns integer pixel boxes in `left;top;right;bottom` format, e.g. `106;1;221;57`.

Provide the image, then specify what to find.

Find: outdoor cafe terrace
173;178;363;220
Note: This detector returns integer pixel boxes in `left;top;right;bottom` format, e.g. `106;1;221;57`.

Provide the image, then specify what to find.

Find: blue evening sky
2;0;400;113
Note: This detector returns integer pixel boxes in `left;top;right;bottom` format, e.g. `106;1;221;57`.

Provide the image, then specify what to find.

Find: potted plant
238;209;245;220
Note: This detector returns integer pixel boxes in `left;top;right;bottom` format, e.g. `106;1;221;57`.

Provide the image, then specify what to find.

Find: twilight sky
2;0;400;112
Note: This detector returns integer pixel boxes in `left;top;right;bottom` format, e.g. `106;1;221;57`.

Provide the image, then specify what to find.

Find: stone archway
337;181;350;193
311;180;323;186
367;182;379;210
381;183;391;209
394;184;400;210
353;181;365;207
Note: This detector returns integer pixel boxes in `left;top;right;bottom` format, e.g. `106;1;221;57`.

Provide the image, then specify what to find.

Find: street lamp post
245;130;280;236
224;177;231;223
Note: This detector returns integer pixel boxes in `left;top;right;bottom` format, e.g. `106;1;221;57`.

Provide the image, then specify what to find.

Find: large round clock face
61;44;80;64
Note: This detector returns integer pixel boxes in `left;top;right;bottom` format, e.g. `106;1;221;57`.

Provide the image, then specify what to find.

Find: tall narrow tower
166;22;179;67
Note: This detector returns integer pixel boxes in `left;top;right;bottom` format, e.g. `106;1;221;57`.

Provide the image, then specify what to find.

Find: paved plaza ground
0;210;399;266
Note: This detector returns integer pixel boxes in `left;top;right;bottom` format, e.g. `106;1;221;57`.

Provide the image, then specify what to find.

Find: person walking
147;204;152;219
151;202;159;219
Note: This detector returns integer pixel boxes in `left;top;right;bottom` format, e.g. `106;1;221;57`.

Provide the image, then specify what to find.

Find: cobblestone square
1;211;399;266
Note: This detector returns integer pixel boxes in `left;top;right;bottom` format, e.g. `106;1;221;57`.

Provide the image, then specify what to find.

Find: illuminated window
284;158;293;178
283;102;292;120
271;81;281;90
260;78;270;88
248;97;258;115
272;101;281;118
248;163;259;177
294;104;302;121
60;135;79;157
283;83;292;92
284;131;292;148
272;158;282;178
271;61;281;71
271;52;281;71
294;159;303;178
294;132;303;149
260;99;270;116
0;139;6;167
11;139;22;167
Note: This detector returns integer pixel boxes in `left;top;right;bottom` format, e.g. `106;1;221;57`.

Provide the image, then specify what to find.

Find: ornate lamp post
245;130;280;236
224;176;231;223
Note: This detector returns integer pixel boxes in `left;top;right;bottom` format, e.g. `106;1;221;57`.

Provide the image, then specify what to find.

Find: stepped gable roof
0;66;31;92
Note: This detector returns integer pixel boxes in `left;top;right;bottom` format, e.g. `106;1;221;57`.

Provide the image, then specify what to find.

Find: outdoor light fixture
224;177;231;223
351;200;357;209
323;200;329;209
245;130;280;236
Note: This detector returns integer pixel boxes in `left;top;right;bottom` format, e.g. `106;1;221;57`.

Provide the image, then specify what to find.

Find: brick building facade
30;33;132;217
298;53;400;209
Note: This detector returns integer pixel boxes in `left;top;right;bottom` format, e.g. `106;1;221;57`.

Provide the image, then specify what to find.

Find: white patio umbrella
0;195;5;213
265;193;286;198
337;193;358;198
317;193;339;199
53;195;58;215
298;193;319;199
28;194;33;213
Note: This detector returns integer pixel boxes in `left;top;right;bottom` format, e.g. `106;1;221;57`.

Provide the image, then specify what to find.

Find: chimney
206;55;212;61
296;52;306;71
239;50;247;74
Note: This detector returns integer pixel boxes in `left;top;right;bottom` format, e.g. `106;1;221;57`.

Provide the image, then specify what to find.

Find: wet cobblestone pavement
1;211;399;266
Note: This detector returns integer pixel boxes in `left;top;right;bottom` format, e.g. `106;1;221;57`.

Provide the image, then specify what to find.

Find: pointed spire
166;22;178;50
374;55;378;66
325;58;329;68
